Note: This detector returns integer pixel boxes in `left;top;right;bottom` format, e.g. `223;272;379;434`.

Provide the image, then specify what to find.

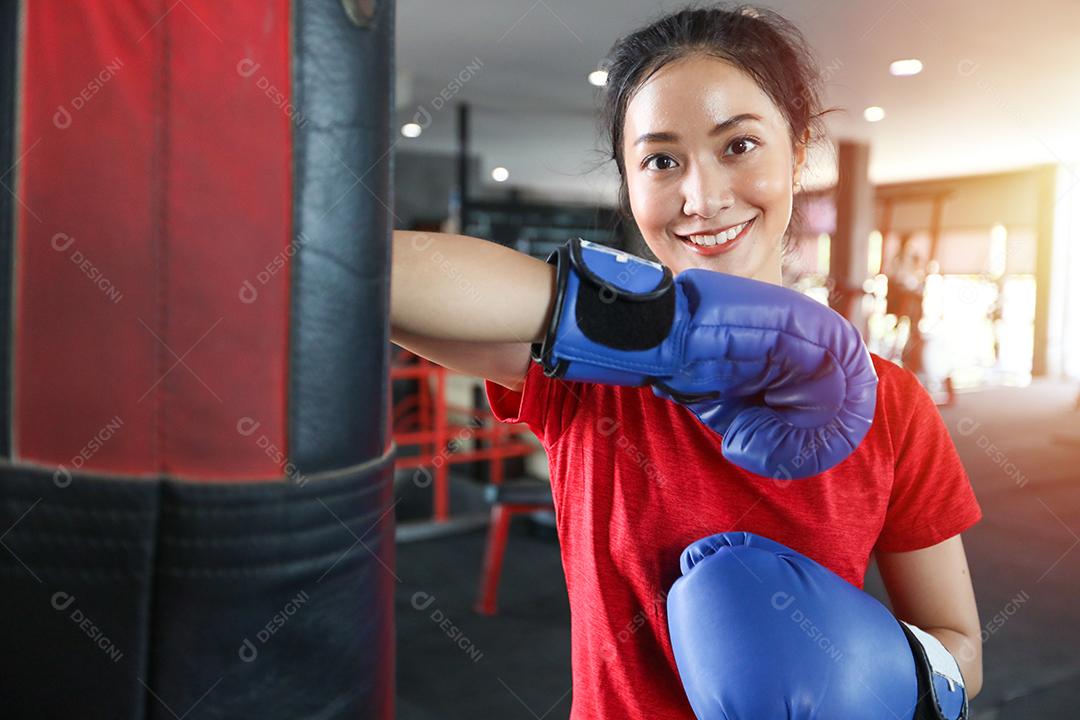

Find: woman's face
622;54;807;283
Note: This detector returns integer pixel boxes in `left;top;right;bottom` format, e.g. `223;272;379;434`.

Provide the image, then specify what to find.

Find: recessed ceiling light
492;167;510;182
588;69;608;87
864;106;886;122
890;59;923;77
401;122;422;138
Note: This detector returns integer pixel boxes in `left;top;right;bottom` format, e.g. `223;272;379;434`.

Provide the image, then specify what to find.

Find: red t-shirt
484;352;982;719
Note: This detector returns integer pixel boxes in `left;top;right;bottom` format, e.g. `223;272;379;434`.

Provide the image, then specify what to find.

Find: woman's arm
392;329;532;391
876;535;983;698
391;230;555;343
390;230;556;388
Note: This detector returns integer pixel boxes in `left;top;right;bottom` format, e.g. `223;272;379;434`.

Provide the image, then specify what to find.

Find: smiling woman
578;6;983;719
598;6;840;282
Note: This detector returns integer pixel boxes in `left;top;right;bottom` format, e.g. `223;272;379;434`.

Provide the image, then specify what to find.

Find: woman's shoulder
867;352;936;424
869;352;906;385
869;352;921;391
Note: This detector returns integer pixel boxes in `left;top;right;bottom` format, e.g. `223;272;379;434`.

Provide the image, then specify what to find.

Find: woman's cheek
757;155;795;206
629;181;670;236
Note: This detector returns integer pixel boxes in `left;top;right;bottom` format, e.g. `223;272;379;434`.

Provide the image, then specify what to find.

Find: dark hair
596;3;840;265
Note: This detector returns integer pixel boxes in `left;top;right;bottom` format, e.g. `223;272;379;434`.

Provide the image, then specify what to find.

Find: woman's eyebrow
633;113;764;146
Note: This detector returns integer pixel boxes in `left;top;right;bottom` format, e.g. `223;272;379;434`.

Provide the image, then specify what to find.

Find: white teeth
687;219;749;246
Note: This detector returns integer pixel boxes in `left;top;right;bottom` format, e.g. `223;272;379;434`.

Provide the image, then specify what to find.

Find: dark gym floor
396;378;1080;719
396;516;572;719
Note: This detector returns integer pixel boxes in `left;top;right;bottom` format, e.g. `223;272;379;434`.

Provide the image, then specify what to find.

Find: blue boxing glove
531;237;878;479
667;531;969;720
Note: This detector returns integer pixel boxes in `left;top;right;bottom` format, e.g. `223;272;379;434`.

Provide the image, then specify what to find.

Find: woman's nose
682;162;734;218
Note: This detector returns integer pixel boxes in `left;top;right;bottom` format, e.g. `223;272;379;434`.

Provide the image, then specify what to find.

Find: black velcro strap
574;273;674;350
532;238;677;376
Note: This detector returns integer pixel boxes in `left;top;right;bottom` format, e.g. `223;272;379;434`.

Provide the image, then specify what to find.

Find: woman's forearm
390;230;556;344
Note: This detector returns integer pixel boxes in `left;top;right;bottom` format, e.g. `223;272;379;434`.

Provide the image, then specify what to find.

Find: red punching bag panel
16;0;292;479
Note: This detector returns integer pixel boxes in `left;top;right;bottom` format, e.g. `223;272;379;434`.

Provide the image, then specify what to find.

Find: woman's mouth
676;217;755;257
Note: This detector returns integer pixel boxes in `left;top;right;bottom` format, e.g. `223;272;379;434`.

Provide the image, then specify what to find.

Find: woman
392;5;983;717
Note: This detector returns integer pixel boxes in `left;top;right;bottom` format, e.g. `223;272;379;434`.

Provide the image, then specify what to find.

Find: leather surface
0;451;395;719
290;0;395;471
669;531;924;719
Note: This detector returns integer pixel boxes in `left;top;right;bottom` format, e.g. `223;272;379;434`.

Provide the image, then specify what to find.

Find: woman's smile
675;215;757;257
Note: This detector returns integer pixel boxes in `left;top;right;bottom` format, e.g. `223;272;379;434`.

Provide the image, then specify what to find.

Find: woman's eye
644;154;677;171
643;137;760;171
727;136;760;156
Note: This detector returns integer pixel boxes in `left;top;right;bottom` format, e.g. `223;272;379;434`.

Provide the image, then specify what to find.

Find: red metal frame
390;350;555;615
390;351;537;521
473;501;553;616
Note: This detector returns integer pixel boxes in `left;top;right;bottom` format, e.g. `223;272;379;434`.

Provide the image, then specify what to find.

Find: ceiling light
889;59;923;77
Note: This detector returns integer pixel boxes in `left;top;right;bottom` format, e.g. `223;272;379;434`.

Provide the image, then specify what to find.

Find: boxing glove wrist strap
899;621;969;720
529;236;673;382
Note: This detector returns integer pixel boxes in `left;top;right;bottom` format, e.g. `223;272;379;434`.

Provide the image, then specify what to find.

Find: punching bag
0;1;396;718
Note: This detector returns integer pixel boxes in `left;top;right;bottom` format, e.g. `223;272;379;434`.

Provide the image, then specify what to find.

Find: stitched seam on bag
0;533;151;547
0;498;155;519
155;533;391;577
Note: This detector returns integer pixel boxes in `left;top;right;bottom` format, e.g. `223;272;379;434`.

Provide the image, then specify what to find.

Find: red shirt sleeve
483;361;586;448
874;366;983;552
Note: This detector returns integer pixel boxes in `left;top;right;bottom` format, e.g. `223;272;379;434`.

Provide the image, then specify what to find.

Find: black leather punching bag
0;1;396;717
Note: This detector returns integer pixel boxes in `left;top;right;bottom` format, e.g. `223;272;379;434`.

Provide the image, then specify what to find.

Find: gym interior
1;1;1077;719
